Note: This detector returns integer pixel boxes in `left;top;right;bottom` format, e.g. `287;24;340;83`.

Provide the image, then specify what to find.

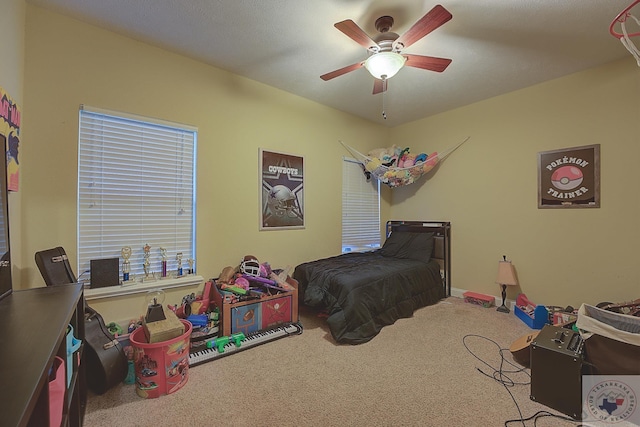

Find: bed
293;221;451;344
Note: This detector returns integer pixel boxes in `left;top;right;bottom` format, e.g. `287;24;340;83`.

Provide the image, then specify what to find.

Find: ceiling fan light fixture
364;52;406;80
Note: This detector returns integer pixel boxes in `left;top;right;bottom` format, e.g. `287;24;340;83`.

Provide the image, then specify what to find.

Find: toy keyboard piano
188;322;303;366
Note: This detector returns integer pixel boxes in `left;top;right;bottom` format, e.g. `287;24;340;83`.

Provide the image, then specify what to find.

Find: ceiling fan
320;4;453;94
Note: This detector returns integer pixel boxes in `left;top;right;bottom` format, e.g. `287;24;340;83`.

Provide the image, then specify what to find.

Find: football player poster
259;148;304;230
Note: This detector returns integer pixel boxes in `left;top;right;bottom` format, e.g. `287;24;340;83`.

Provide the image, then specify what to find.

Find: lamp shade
364;52;406;80
496;260;517;286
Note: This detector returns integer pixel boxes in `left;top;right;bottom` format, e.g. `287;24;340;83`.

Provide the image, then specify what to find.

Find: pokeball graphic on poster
550;166;583;191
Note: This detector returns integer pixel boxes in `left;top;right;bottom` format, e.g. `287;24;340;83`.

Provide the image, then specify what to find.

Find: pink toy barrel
129;319;192;398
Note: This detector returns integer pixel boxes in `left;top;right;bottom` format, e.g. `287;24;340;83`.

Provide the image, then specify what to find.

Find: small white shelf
85;274;204;301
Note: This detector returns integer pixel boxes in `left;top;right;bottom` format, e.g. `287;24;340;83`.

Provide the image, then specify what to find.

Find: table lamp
496;255;517;313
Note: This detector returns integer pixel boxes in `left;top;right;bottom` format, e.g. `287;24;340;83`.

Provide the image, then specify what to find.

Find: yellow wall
18;4;640;321
1;0;25;289
389;58;640;307
21;6;390;318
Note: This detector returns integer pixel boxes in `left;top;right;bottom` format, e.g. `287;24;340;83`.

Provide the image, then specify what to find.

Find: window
78;106;197;282
341;157;380;253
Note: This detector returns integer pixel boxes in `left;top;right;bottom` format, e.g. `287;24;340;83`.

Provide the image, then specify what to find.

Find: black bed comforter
293;251;444;344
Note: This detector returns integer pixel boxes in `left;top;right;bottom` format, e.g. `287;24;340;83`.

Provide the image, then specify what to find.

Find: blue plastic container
66;324;82;386
514;304;549;329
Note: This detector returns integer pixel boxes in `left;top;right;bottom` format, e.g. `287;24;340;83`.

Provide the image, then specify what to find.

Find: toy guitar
509;319;575;367
509;331;539;367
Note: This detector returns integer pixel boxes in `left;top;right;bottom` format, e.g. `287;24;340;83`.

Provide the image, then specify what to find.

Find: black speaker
90;258;120;288
530;324;585;420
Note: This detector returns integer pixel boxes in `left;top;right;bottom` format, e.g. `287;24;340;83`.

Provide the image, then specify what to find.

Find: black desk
0;283;85;427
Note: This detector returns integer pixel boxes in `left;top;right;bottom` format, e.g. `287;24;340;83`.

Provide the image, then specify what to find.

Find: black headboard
386;221;451;297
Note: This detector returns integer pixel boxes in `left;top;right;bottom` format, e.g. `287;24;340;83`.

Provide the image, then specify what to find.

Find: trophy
143;243;151;278
121;246;132;282
160;247;168;278
187;258;195;275
176;252;183;276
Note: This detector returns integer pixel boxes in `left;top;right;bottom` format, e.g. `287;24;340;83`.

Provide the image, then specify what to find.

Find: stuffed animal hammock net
340;137;469;188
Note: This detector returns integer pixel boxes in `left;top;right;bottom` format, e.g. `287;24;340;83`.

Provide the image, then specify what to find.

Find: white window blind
78;106;197;281
342;157;380;253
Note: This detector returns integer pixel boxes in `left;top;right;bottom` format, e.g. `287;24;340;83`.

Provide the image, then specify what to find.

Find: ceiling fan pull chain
382;79;387;120
382;92;387;120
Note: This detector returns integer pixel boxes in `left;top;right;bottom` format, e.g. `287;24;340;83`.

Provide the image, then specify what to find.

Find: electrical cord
462;334;529;425
462;334;591;427
505;410;592;427
77;269;90;287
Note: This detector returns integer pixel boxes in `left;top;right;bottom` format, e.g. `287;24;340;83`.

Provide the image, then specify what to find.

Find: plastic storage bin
513;293;549;329
48;356;65;427
65;324;82;386
130;319;192;398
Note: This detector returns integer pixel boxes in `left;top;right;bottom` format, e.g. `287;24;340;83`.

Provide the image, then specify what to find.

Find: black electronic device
530;324;585;420
145;298;167;323
90;257;119;288
0;134;11;302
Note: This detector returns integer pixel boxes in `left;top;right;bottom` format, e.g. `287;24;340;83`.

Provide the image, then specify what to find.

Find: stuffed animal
421;152;439;174
401;153;416;168
365;157;382;172
409;164;424;179
383;169;396;181
259;262;272;278
367;147;388;159
233;276;250;290
414;153;428;164
367;144;399;162
380;153;396;167
396;147;409;161
425;152;439;167
396;147;412;167
218;266;237;284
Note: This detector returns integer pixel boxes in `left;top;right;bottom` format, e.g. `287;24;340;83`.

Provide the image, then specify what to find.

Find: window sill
84;274;204;301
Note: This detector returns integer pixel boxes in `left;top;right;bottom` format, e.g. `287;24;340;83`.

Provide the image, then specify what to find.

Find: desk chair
35;246;77;286
35;246;128;394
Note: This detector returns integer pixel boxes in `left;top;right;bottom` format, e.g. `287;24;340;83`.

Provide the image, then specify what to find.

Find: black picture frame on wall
537;144;600;209
259;148;305;230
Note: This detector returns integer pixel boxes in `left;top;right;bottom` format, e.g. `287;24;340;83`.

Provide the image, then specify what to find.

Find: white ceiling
26;0;636;127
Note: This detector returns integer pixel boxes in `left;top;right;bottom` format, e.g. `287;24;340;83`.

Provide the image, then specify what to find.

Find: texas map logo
585;380;637;424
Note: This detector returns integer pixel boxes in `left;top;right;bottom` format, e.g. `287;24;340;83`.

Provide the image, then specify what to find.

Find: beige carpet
84;297;581;427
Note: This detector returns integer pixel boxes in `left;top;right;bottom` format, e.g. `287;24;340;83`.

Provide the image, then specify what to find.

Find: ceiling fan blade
393;5;452;50
372;78;387;95
404;54;452;72
320;62;364;81
334;20;380;51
